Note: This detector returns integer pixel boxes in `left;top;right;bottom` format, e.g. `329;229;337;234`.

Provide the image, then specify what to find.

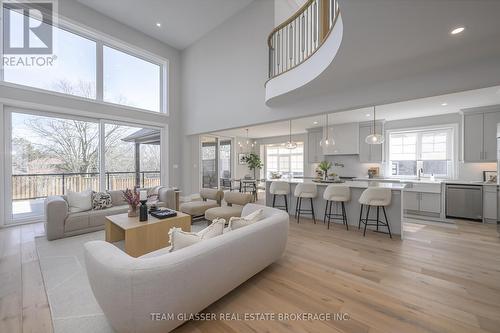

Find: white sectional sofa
84;204;289;333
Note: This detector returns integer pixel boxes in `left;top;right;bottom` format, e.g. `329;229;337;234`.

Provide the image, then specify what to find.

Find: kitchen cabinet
483;186;498;223
463;110;500;162
359;122;383;162
323;123;359;155
307;128;323;163
404;183;442;216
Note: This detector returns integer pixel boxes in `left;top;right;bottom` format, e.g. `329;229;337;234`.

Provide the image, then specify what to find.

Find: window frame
385;125;457;179
264;142;304;178
0;7;168;115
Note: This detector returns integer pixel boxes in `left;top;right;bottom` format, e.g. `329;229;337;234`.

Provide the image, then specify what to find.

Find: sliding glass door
5;109;163;225
200;136;233;190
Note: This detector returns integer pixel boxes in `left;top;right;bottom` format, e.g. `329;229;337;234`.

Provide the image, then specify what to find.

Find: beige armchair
205;192;254;221
180;188;224;218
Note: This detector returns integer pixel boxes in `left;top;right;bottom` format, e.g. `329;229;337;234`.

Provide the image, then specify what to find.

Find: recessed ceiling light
313;121;319;125
365;113;371;117
441;102;448;106
450;26;465;35
156;22;162;28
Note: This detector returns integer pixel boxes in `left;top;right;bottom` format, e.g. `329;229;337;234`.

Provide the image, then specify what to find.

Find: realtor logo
3;1;54;54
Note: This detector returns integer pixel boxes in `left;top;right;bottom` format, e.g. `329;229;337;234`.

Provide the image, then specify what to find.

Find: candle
140;190;147;201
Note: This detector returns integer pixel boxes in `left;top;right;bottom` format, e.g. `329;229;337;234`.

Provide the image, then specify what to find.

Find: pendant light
238;129;256;149
365;106;384;144
320;113;334;146
285;120;297;149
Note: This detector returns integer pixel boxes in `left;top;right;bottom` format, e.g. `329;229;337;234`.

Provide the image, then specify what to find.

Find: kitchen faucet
417;168;424;180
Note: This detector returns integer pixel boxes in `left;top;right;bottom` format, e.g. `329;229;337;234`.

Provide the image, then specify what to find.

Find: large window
388;128;453;178
104;46;161;112
2;4;165;112
4;9;97;98
265;143;304;178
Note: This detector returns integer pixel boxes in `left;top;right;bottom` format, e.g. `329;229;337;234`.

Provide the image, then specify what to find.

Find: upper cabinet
307;128;323;163
463;110;500;162
323;123;359;155
359;122;383;163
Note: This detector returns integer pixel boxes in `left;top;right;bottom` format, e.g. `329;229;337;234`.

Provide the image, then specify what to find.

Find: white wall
274;0;307;26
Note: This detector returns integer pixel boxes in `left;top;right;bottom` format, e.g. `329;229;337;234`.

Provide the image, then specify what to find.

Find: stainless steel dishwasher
445;184;483;221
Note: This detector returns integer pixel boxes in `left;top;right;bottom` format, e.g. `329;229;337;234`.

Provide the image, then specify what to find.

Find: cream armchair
179;188;224;218
204;191;253;221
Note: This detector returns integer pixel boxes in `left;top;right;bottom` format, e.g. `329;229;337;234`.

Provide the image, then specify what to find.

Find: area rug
35;222;207;333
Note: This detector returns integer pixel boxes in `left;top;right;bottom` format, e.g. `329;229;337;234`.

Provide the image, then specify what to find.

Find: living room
1;1;500;333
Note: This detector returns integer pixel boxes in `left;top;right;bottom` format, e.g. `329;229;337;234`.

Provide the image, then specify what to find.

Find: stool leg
272;194;276;208
328;201;333;228
358;204;363;229
363;205;371;237
376;206;380;231
383;206;392;239
323;201;328;224
284;195;288;213
297;197;302;223
311;198;316;224
295;197;299;218
342;202;348;230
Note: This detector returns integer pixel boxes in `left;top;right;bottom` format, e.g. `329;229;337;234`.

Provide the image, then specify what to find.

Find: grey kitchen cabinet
463;110;500;162
483;112;500;162
483;186;498;223
419;193;441;214
404;192;419;211
323;123;359;155
307;129;323;163
359;122;383;162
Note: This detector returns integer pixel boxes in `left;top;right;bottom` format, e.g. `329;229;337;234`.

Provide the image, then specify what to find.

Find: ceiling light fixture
320;114;334;147
238;129;256;150
365;106;384;145
365;113;371;117
441;102;448;106
450;26;465;35
313;121;319;125
156;22;162;28
285;120;297;149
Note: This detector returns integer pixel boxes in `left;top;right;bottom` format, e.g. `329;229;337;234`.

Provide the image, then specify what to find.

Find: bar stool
294;183;317;223
323;184;350;230
269;181;289;212
358;187;392;238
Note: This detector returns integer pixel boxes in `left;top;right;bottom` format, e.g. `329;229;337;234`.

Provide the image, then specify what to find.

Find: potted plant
242;153;263;180
123;188;140;217
317;161;332;181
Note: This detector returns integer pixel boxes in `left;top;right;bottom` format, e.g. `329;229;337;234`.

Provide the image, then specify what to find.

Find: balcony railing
267;0;340;79
12;171;160;201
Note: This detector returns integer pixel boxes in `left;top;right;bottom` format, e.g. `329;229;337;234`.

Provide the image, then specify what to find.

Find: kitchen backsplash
307;156;496;181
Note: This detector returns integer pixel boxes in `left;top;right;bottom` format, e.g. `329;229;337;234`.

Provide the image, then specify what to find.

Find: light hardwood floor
1;217;499;333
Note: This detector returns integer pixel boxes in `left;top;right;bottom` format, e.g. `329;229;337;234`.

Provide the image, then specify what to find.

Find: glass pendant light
365;106;384;144
320;113;334;146
285;120;297;149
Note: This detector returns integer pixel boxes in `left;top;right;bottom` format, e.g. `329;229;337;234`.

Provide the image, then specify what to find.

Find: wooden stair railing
267;0;340;80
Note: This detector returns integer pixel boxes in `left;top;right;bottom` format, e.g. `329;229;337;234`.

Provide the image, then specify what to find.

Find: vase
128;204;138;217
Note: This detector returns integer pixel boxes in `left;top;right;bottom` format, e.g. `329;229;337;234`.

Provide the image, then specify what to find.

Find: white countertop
354;177;498;186
266;179;407;190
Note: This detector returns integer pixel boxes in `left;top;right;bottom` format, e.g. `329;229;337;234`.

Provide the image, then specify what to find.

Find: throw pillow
66;189;93;213
169;218;226;252
92;191;112;210
228;209;263;230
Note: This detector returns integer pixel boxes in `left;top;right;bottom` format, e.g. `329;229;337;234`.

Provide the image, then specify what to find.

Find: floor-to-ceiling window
5;110;163;224
200;136;233;190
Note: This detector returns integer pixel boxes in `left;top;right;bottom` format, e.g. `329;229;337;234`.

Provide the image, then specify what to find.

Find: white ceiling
77;0;254;49
214;85;500;138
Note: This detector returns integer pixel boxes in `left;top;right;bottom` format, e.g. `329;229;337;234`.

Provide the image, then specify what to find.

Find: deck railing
267;0;340;79
11;171;160;200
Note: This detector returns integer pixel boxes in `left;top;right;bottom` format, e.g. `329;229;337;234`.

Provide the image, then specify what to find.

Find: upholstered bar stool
270;181;290;212
294;183;317;223
358;187;392;238
323;184;350;230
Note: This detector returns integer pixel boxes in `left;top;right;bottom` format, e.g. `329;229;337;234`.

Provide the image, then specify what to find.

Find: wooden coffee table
105;211;191;257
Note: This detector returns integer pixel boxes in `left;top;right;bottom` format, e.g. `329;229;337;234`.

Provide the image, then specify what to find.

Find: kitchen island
265;179;406;238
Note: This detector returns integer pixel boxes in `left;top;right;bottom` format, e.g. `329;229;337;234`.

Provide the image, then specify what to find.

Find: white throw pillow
67;189;93;213
169;218;226;252
228;209;263;230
